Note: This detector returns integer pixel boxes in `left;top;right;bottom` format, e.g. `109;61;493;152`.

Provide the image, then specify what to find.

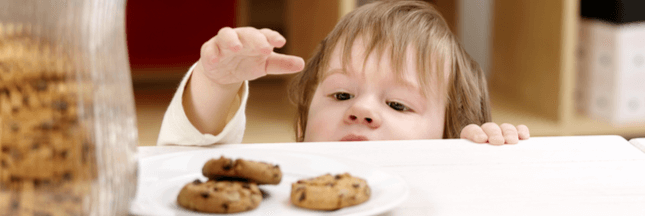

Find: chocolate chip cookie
291;173;370;210
177;179;262;214
202;156;282;185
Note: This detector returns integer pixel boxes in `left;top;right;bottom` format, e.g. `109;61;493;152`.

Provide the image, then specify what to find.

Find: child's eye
387;101;410;111
332;92;354;101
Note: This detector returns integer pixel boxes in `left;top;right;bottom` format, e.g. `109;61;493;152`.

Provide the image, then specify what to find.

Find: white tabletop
133;135;645;216
630;138;645;152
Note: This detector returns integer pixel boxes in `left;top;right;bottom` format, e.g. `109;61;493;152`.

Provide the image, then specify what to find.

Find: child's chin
339;134;369;142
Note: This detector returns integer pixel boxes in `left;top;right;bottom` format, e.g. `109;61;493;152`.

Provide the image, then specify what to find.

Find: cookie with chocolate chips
290;173;370;210
202;156;282;185
177;179;262;214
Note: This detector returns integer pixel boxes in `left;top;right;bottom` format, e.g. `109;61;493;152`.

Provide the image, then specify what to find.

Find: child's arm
460;123;530;145
184;27;305;135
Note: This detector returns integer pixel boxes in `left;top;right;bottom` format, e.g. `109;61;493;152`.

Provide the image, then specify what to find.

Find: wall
459;0;493;76
126;1;236;80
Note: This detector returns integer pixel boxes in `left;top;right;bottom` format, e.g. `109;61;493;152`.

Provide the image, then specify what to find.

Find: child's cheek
305;104;343;142
304;103;328;141
304;116;330;142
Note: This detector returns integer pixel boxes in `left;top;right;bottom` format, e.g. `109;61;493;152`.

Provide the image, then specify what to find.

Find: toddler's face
303;40;446;142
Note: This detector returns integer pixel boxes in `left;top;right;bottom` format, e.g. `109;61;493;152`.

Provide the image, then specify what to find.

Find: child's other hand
460;123;530;145
197;27;305;86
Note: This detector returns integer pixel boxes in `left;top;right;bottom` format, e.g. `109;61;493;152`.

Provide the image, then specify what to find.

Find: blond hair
289;0;490;141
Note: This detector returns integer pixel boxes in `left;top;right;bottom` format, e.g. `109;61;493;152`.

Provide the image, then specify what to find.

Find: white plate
130;148;409;216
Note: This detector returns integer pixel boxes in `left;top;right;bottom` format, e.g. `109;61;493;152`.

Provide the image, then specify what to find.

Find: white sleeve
156;63;248;146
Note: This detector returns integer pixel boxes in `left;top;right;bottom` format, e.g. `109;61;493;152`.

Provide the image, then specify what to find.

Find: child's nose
344;104;382;128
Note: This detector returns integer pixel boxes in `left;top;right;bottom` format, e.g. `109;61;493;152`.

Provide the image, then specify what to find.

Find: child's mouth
340;134;369;141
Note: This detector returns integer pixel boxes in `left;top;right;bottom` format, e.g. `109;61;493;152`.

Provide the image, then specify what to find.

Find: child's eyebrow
322;67;422;93
396;79;422;92
392;79;427;101
320;68;348;81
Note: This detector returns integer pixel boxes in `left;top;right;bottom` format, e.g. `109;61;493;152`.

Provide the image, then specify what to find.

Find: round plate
131;148;409;216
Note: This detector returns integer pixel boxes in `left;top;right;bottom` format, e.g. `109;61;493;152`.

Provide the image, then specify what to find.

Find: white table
630;138;645;152
133;135;645;216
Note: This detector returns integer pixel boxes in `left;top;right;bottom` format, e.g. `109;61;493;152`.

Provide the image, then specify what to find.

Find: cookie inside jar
0;23;96;216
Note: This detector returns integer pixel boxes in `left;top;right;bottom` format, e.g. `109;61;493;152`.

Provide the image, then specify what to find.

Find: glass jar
0;0;138;215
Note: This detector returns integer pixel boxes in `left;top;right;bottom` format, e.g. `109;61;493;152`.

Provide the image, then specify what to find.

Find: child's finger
200;37;220;64
215;27;243;53
265;53;305;75
460;124;488;143
481;123;504;145
235;27;272;55
259;28;287;48
500;123;519;144
517;124;530;140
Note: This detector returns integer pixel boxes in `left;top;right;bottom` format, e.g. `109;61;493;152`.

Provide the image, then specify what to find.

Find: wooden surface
285;0;339;59
490;0;568;121
488;0;645;138
432;0;459;36
134;135;645;215
558;0;579;125
491;90;645;138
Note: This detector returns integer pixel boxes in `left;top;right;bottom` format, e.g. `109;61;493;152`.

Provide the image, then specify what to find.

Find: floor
134;78;296;146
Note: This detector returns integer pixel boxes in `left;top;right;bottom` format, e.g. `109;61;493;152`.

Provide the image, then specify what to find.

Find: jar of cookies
0;0;138;215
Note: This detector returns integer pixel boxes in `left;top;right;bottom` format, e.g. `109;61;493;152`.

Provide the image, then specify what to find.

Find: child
157;0;529;146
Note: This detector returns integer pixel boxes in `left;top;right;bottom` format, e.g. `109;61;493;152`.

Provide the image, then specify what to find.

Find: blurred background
127;0;645;146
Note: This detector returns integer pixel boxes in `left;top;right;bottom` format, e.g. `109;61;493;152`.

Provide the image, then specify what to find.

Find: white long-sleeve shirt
156;64;249;146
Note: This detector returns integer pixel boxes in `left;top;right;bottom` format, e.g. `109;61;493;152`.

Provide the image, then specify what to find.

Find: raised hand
183;27;304;135
196;27;305;86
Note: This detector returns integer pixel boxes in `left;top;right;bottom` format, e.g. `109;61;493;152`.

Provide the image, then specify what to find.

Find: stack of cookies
177;156;282;214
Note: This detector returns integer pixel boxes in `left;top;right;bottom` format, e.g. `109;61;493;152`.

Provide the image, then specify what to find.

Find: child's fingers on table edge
517;124;530;140
460;124;488;143
481;123;504;145
500;123;519;144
